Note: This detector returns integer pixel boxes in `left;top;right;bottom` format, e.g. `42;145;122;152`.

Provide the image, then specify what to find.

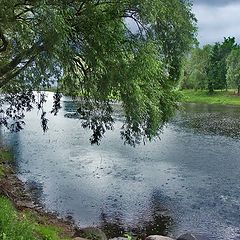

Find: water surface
1;93;240;240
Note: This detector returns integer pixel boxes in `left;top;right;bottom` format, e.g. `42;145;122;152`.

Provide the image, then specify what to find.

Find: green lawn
0;196;71;240
181;89;240;106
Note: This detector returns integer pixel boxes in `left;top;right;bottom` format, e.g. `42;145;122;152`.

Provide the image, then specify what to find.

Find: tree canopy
227;48;240;95
180;37;239;94
180;45;212;90
0;0;196;145
207;37;237;92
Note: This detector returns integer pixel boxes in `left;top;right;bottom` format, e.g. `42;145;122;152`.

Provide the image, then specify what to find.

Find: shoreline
0;147;173;240
0;147;86;240
0;148;202;240
180;89;240;106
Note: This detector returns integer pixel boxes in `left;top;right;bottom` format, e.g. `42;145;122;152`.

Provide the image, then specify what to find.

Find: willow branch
0;30;8;52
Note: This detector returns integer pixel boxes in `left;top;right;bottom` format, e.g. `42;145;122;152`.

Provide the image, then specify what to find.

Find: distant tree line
180;37;240;95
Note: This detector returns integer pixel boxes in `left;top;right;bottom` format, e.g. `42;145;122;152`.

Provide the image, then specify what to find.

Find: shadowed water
0;93;240;240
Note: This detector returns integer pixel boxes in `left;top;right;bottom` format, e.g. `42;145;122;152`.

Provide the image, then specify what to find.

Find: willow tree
180;45;212;90
0;0;196;145
227;48;240;95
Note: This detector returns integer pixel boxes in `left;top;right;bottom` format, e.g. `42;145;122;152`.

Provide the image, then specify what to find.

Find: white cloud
193;3;240;45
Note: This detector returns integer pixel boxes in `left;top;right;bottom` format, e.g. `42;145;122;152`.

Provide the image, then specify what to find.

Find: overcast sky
193;0;240;45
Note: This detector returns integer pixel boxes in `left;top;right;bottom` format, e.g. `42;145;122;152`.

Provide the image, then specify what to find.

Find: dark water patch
99;211;172;239
172;103;240;139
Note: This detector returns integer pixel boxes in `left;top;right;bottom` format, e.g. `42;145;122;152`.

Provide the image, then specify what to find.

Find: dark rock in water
75;227;107;240
145;235;174;240
177;233;198;240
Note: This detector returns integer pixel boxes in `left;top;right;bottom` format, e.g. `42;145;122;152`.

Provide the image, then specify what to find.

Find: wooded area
180;37;240;95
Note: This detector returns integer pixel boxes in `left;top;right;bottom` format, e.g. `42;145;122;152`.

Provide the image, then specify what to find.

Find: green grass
0;165;5;178
0;148;13;179
0;196;70;240
0;148;13;164
181;89;240;106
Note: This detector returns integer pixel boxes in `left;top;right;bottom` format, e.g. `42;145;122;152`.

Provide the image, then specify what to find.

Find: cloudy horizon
193;0;240;45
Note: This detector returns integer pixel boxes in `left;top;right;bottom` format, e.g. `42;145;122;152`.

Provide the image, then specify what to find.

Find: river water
0;92;240;240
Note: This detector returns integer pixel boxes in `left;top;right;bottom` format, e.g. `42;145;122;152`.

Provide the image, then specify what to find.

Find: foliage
207;37;237;92
226;48;240;95
0;0;196;145
180;45;212;90
180;37;238;94
207;43;221;93
0;196;70;240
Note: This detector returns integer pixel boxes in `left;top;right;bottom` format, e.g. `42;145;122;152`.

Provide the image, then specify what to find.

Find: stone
74;238;89;240
109;238;128;240
177;233;198;240
16;200;36;209
145;235;174;240
76;227;107;240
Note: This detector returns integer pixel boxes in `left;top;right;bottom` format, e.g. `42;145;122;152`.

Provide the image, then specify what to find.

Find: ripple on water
1;97;240;240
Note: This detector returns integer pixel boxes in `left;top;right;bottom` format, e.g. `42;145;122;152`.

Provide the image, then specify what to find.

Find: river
0;92;239;240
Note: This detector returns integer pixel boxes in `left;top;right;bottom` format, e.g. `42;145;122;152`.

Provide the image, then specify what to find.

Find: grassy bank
0;196;71;240
0;148;13;178
0;147;72;240
181;89;240;105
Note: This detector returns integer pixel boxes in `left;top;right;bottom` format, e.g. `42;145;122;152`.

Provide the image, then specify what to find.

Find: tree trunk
208;81;214;94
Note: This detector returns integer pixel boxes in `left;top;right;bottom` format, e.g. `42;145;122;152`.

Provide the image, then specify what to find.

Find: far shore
181;89;240;106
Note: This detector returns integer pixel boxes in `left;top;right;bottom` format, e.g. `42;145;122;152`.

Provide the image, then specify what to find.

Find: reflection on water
99;213;172;239
0;93;240;240
99;189;173;239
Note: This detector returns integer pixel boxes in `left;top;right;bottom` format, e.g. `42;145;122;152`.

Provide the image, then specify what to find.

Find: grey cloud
126;1;240;46
193;3;240;45
194;0;240;6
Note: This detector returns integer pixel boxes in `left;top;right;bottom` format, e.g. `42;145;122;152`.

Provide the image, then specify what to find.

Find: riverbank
0;147;196;240
0;147;80;240
181;89;240;105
